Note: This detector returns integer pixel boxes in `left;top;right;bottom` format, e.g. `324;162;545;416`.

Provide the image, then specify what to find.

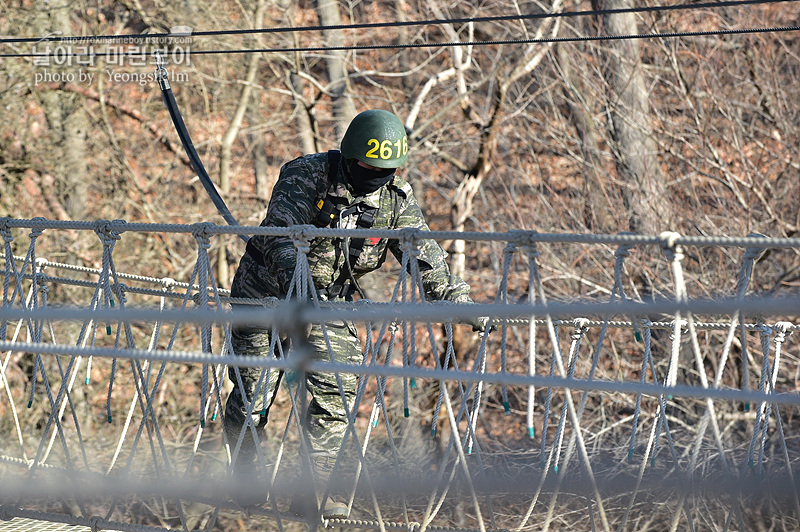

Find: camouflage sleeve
249;156;325;280
391;185;473;304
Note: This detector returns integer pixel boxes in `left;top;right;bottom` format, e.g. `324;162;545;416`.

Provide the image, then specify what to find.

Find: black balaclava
346;159;395;195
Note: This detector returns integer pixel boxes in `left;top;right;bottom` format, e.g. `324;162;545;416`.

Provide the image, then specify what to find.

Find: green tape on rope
410;378;417;389
634;331;642;342
431;427;436;437
553;465;558;473
107;415;113;424
85;377;90;385
403;407;409;418
106;299;114;335
27;401;32;409
467;445;473;455
200;419;205;429
528;426;535;439
211;413;217;421
628;449;634;461
503;401;510;415
744;402;750;412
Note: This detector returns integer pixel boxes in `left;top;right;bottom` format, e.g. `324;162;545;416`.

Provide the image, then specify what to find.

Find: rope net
0;218;799;532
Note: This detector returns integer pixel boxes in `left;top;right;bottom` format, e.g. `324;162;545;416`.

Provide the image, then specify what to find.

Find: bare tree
316;0;356;135
219;0;266;195
33;1;90;221
407;0;564;280
592;0;670;235
554;34;610;232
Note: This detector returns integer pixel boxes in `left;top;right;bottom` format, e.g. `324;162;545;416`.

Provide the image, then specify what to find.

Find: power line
180;24;800;56
0;24;797;60
0;0;794;45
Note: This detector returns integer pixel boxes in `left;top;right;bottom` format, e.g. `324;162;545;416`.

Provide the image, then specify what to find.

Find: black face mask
347;160;395;195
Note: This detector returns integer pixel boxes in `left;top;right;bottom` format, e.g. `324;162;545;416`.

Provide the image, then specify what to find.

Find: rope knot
503;241;518;255
573;317;590;331
34;256;48;272
507;229;525;245
28;217;46;239
659;231;683;262
191;222;214;248
774;321;794;341
743;233;768;262
615;232;636;258
289;226;311;254
399;227;420;244
160;277;177;291
88;515;103;532
0;218;12;243
571;318;590;340
669;318;688;338
399;228;421;257
93;220;122;246
511;230;539;259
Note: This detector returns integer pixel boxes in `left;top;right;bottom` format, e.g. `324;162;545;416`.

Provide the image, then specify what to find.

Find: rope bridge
1;217;799;532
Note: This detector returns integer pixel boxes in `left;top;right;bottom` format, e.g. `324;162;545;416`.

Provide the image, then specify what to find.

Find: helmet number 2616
365;137;408;161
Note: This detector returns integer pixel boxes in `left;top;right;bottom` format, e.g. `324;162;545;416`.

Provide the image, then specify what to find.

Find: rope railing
1;218;800;532
2;216;800;249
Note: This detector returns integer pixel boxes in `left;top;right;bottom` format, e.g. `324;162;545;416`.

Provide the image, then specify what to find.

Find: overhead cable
0;0;794;45
1;24;798;60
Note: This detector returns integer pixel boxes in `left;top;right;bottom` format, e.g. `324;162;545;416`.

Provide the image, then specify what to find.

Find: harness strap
322;204;377;300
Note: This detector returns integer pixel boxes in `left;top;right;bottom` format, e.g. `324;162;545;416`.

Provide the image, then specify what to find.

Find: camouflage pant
223;316;362;473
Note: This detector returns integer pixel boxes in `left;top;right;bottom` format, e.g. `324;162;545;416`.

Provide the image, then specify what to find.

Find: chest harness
246;150;378;300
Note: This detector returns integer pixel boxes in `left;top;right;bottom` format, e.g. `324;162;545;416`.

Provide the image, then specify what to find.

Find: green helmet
340;109;409;169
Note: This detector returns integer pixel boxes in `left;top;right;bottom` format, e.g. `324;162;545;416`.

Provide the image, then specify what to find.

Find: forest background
1;0;800;530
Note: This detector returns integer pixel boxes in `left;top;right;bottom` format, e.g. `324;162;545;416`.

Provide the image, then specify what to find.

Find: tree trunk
288;71;317;155
316;0;356;136
593;0;670;235
394;0;413;92
249;92;271;200
34;3;89;221
219;0;266;194
556;42;612;232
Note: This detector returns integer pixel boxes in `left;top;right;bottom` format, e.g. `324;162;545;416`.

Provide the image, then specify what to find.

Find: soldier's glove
466;316;494;334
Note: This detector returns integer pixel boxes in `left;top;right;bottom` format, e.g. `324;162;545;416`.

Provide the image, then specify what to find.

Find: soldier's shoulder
389;175;413;199
281;152;329;175
276;153;331;194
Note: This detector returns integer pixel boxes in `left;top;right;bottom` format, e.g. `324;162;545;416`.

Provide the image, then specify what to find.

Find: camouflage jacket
230;152;472;304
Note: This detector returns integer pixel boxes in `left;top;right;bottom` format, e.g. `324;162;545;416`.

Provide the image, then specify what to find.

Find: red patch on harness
368;237;380;245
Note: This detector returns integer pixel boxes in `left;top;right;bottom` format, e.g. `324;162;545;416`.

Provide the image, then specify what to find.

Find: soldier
224;109;488;519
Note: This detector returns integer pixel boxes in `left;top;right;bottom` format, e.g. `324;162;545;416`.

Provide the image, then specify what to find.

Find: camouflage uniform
225;151;472;475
